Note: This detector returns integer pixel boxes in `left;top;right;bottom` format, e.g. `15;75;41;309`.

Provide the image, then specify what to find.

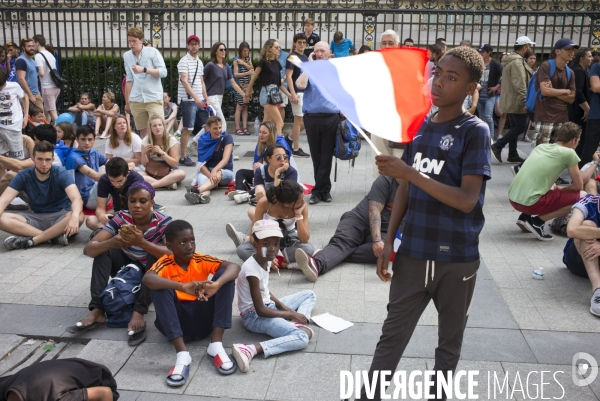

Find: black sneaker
292;148;310;158
179;157;195;167
506;156;525;164
490;144;502;163
4;235;34;250
50;234;69;246
524;216;553;241
284;134;293;149
556;177;571;186
321;192;332;202
309;194;320;205
516;213;530;233
511;165;520;176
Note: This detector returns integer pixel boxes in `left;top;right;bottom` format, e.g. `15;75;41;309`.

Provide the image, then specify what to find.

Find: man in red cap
176;35;210;166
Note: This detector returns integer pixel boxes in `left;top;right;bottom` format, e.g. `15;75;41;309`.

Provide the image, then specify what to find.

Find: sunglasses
218;48;226;51
274;154;289;161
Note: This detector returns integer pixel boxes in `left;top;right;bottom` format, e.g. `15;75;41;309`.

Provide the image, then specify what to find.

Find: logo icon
439;135;454;151
572;352;598;386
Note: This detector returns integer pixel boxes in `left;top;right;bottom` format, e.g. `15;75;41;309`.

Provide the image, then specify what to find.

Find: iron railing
1;1;598;119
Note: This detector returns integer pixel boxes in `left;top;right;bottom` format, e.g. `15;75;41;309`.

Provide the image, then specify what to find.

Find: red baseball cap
187;35;200;44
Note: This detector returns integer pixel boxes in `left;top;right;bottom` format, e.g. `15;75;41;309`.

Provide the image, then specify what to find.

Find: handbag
266;84;283;105
146;159;170;180
38;52;67;88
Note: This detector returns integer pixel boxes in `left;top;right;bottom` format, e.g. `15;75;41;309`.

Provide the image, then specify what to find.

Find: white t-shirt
105;135;142;160
0;82;24;132
141;135;178;161
177;53;204;103
34;50;58;89
53;151;64;167
236;256;271;314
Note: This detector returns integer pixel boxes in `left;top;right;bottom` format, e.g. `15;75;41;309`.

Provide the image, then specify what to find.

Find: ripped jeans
477;94;496;139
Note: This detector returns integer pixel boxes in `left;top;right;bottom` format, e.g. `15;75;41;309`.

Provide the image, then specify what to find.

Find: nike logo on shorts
463;272;476;281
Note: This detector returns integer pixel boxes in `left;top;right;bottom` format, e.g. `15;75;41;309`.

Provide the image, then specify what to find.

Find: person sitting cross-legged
296;175;399;282
509;122;597;241
143;220;241;386
185;116;234;205
0;140;84;250
85;156;145;232
67;181;172;346
65;126;107;211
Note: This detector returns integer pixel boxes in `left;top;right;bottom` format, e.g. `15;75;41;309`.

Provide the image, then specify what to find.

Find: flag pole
346;119;381;156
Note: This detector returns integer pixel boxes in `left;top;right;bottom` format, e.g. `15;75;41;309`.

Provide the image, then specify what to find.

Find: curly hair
266;180;303;205
165;219;194;243
555;122;581;143
444;46;485;83
259;39;278;61
571;48;591;68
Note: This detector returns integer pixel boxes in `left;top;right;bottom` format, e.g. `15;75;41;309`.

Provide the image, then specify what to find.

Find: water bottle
532;267;544;280
254;117;260;136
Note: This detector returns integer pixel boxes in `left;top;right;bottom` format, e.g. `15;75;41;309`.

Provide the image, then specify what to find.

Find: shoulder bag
38;52;67;88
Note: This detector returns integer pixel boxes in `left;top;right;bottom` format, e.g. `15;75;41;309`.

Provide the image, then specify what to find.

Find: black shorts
564;240;589;278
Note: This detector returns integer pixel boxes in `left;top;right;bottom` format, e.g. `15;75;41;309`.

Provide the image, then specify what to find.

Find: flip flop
166;363;190;387
209;351;237;375
127;323;146;346
65;321;102;334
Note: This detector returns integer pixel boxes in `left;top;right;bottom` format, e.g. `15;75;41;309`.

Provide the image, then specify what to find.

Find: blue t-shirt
254;164;298;190
589;63;600;120
278;51;290;89
206;133;234;171
15;56;39;95
330;38;354;58
286;52;308;94
400;112;491;263
563;194;600;263
74;149;107;204
9;166;74;213
303;81;339;114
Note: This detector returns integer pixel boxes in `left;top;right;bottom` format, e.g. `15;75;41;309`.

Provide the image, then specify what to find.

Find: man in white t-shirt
0;67;27;162
177;35;209;167
33;35;59;125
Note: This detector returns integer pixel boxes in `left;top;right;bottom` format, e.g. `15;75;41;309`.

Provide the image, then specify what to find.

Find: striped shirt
103;210;172;265
177;53;205;103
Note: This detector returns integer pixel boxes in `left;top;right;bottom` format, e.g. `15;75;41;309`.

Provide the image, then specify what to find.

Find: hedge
59;54;295;122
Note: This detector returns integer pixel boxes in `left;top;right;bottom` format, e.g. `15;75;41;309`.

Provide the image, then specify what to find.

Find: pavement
0;131;599;400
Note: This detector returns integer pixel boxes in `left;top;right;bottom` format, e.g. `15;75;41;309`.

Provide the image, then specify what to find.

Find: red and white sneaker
232;343;255;373
296;249;319;282
294;322;314;340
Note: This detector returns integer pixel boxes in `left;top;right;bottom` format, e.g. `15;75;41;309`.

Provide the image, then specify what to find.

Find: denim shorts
259;86;269;107
196;168;234;187
180;100;209;130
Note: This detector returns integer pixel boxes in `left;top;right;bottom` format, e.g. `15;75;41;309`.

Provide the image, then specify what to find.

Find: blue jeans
195;168;234;187
241;290;317;358
477;94;496;138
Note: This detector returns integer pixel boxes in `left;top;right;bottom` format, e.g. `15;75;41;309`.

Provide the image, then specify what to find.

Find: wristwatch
143;67;147;73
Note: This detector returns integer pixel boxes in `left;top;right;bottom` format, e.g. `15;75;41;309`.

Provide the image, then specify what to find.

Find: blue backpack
99;263;144;328
333;118;361;182
525;59;571;113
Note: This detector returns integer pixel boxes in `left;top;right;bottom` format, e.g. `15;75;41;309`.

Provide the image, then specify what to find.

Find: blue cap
553;38;579;50
55;112;74;125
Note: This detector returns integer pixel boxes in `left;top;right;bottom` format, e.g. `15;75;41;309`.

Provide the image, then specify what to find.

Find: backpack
550;213;571;235
333;118;361;182
99;263;144;328
525;59;572;114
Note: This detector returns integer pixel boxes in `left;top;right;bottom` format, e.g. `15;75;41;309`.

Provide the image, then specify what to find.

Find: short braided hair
444;46;485;83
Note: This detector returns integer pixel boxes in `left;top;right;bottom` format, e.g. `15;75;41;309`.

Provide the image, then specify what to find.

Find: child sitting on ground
143;220;241;387
232;219;316;373
28;105;48;126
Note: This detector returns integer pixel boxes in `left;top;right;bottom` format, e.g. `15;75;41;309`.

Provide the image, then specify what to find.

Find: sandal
243;128;250;135
127;323;147;346
65;321;102;334
235;128;244;135
209;351;237;375
166;363;190;387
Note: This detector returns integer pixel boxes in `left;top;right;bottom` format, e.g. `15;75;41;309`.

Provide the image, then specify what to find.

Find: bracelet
372;239;383;244
143;67;147;73
294;215;303;221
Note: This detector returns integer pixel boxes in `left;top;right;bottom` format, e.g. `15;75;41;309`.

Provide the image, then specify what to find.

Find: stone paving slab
0;339;43;376
115;343;206;395
0;334;25;360
521;330;600;365
76;339;136;375
0;304;85;337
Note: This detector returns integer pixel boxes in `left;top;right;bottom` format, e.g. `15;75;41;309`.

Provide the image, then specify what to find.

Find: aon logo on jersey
412;152;445;175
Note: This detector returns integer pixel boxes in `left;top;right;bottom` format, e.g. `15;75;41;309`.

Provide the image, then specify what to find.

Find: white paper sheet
311;312;354;333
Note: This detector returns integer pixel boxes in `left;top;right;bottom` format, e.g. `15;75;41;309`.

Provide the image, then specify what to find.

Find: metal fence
1;0;599;118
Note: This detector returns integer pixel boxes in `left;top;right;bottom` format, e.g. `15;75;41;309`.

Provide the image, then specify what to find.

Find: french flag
297;48;430;143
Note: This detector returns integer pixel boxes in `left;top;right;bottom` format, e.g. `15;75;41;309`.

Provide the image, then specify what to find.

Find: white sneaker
232;344;254;373
186;144;198;157
591;288;600;317
228;190;247;200
226;223;247;247
234;193;251;204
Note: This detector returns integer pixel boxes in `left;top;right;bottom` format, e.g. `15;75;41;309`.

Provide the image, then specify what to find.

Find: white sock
175;351;192;367
207;341;233;370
